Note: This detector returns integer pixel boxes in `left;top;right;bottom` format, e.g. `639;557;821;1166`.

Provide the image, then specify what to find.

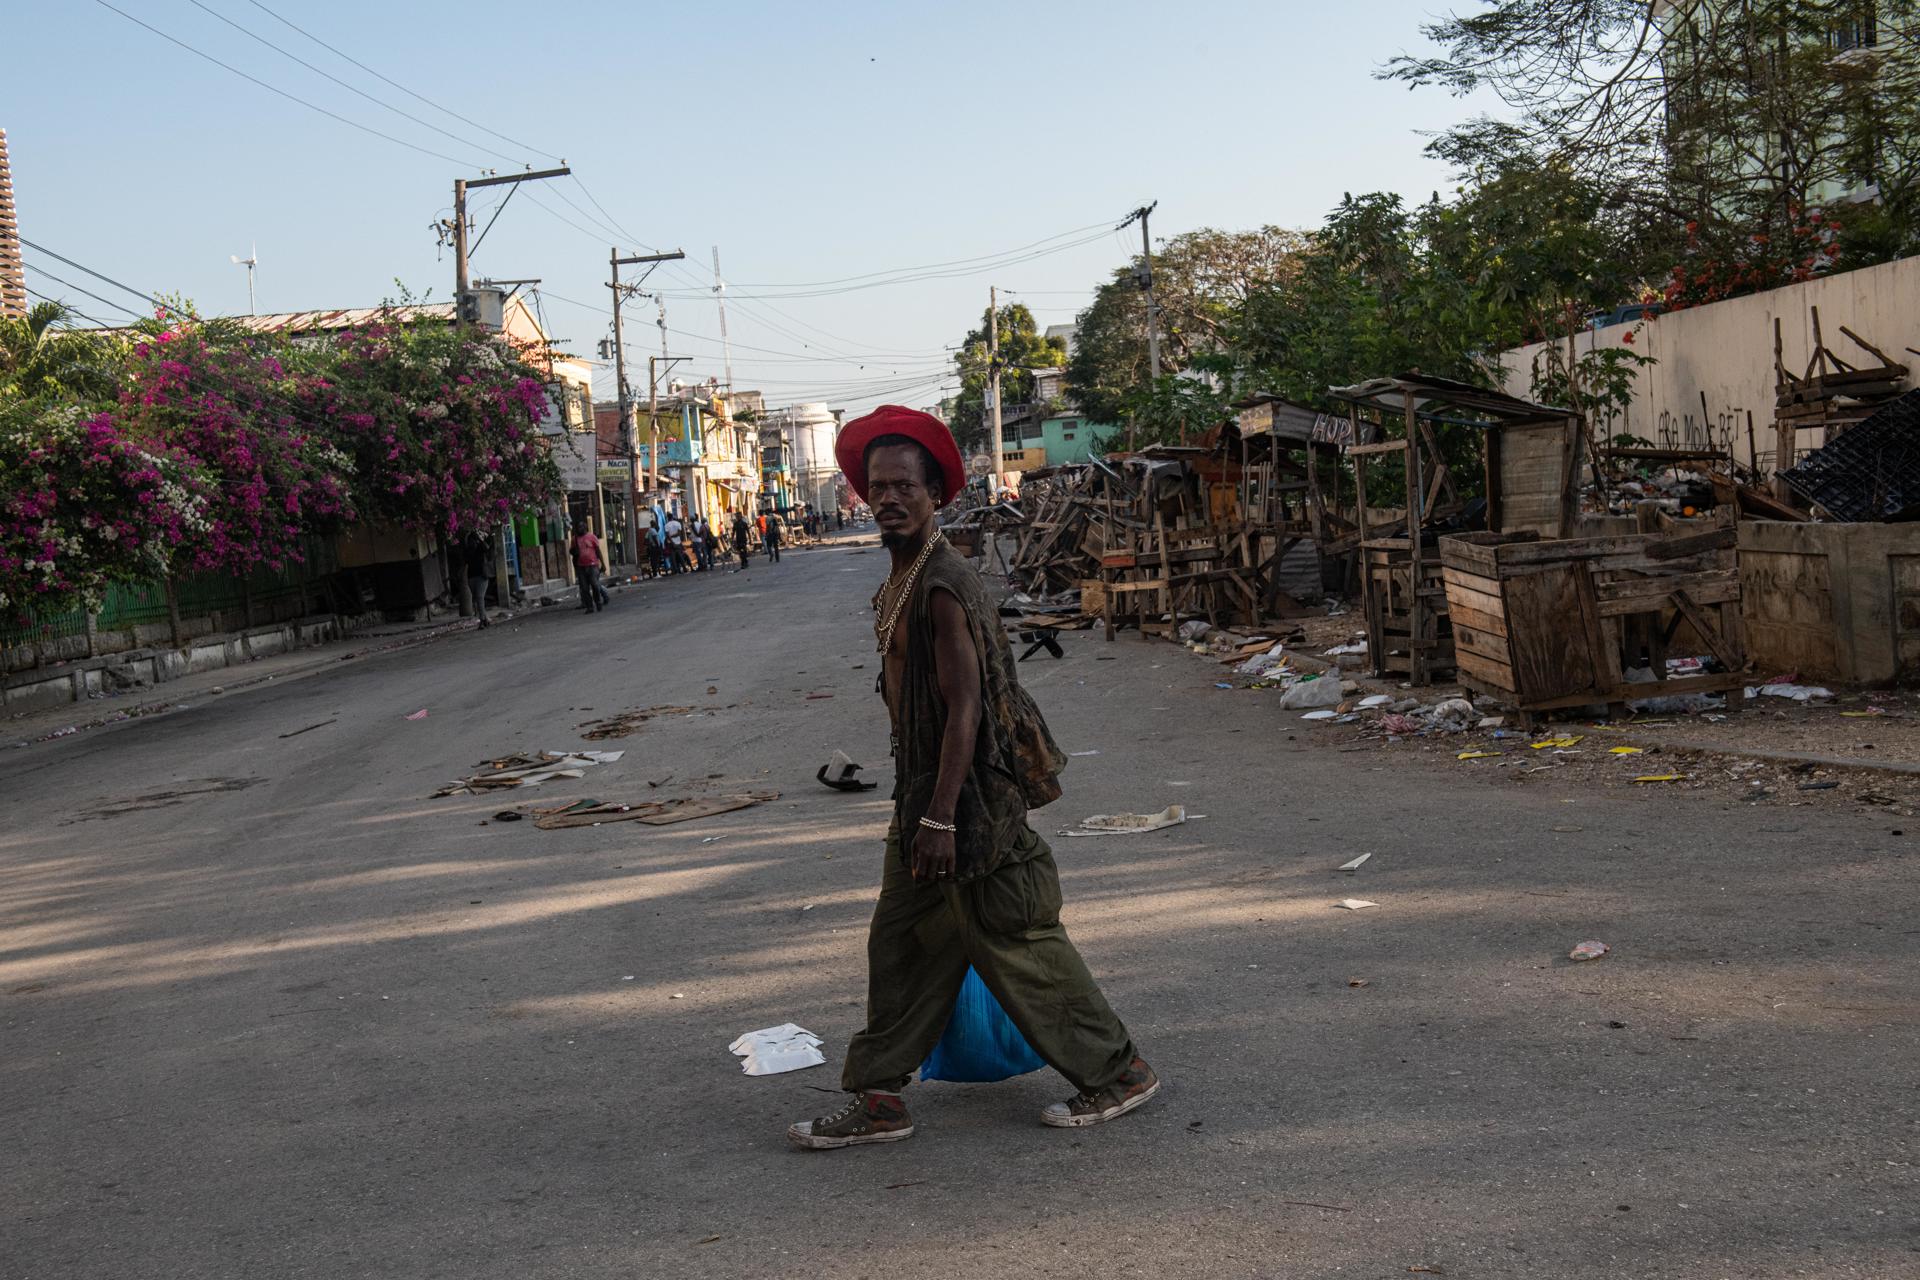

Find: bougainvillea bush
0;402;211;616
119;317;354;577
314;319;561;538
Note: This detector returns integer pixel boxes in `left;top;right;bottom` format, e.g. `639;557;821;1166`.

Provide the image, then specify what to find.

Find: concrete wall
1738;520;1920;685
1497;256;1920;474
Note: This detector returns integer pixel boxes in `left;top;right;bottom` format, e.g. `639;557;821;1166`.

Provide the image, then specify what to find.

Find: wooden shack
1326;376;1583;685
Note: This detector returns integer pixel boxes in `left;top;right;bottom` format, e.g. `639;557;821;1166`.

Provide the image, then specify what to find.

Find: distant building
0;128;23;318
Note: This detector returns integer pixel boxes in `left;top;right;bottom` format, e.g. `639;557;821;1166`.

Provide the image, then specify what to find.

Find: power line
21;263;143;319
91;0;479;168
709;220;1120;290
23;287;116;330
244;0;564;162
185;0;526;167
20;237;165;313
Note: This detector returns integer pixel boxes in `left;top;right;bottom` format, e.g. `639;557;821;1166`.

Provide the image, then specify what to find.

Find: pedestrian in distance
458;528;494;629
731;510;753;572
568;518;610;613
764;509;784;563
787;405;1157;1151
695;515;716;572
663;512;687;575
644;522;664;579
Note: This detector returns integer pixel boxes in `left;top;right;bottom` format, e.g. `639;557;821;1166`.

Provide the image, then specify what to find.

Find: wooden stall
1439;525;1748;725
1327;376;1582;686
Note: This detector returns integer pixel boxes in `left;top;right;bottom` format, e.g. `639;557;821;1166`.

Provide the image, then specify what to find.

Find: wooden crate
1439;527;1749;721
1079;578;1107;619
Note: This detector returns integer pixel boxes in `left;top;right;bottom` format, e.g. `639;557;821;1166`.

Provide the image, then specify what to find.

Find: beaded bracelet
918;816;957;832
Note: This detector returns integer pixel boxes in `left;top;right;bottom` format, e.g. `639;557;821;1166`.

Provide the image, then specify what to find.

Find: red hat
836;405;968;507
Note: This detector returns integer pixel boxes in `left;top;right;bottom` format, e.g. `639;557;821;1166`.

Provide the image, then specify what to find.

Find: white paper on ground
1338;853;1372;872
730;1024;826;1075
1335;898;1379;910
1061;804;1187;837
1358;694;1393;708
1300;710;1339;721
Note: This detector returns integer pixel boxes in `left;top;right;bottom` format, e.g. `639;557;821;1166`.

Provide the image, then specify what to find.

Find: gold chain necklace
874;532;944;654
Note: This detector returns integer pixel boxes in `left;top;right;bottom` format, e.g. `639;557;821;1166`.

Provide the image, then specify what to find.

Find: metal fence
1;536;340;666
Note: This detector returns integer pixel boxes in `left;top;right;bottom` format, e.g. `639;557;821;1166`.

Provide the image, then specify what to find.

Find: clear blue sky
9;0;1493;414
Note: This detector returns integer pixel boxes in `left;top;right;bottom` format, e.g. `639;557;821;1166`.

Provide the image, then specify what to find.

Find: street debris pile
434;749;625;796
527;791;778;829
578;705;702;740
730;1024;825;1076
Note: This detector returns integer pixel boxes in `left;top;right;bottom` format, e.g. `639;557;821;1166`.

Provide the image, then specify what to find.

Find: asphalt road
3;536;1916;1279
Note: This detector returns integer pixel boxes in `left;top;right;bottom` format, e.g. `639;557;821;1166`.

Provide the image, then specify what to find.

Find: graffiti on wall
1653;399;1749;459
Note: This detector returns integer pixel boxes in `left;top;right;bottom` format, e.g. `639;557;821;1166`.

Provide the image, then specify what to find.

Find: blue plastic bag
920;967;1046;1082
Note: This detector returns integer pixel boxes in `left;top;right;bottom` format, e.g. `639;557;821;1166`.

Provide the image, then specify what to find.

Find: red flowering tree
0;403;212;618
117;315;354;578
311;317;561;537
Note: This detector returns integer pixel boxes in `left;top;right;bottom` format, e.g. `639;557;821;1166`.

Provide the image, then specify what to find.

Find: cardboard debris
577;705;698;740
530;792;778;829
433;750;625;796
1337;853;1372;872
1335;898;1379;911
1060;805;1187;837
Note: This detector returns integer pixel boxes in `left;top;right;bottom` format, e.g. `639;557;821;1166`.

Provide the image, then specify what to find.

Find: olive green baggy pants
840;821;1138;1094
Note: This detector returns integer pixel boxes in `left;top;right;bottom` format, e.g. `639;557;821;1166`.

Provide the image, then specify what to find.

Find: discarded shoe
1041;1057;1160;1128
788;1090;914;1149
817;750;878;792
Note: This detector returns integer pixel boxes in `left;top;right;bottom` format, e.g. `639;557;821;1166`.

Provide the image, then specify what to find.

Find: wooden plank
1454;647;1517;694
1516;672;1747;713
1447;601;1509;639
1670;588;1741;672
1439;574;1508;621
1593;569;1741;614
1347;440;1408;457
1501;564;1596;702
1643;526;1737;560
1439;536;1501;576
1453;623;1510;663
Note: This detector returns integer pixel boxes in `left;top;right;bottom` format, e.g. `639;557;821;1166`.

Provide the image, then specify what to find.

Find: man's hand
911;825;957;882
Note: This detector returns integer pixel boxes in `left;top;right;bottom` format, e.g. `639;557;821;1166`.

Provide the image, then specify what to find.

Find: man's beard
880;531;907;550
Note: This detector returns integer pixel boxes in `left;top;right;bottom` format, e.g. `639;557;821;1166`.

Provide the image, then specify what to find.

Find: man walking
458;528;494;629
663;512;685;575
695;515;716;572
763;508;784;563
788;405;1156;1150
731;510;753;572
568;518;609;613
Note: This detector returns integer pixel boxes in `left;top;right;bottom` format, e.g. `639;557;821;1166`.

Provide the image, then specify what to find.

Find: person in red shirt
568;518;610;613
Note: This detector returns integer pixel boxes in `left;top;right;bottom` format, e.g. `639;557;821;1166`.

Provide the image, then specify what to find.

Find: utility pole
450;166;571;323
610;248;686;562
1127;201;1162;378
988;284;1003;497
713;246;734;391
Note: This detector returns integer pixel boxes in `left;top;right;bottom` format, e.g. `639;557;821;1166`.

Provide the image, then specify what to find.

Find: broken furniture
1772;308;1909;501
1439;524;1748;726
1328;376;1582;686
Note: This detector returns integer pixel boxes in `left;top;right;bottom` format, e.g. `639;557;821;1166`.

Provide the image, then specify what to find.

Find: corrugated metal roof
229;304;457;334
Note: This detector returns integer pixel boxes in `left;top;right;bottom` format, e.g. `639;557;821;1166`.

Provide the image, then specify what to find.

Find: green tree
0;302;121;405
949;302;1064;452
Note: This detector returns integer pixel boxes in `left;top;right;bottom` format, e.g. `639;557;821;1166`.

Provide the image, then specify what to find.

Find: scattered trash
278;720;336;739
433;750;625;796
1301;710;1339;721
817;750;878;792
1337;853;1372;872
1457;750;1502;761
578;705;699;740
404;709;429;721
1061;805;1187;837
1278;675;1343;710
1335;899;1379;911
532;792;778;829
706;685;718;695
1069;749;1101;757
805;692;835;700
1798;781;1840;791
730;1023;825;1075
1568;940;1611;962
1348;978;1370;988
1213;682;1234;690
1748;682;1836;703
1608;746;1645;755
1531;736;1583;749
1550;825;1583;833
1632;774;1684;783
1323;641;1368;657
492;810;523;822
1357;694;1393;709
